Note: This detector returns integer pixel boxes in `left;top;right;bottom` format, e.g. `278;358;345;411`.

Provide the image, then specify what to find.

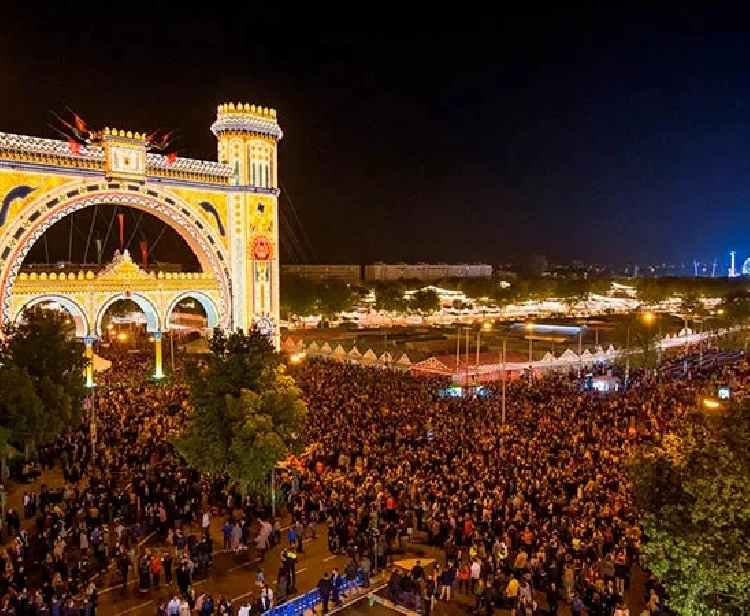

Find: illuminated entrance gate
0;103;283;378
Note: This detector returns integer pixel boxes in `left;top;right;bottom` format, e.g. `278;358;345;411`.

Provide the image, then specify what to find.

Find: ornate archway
16;294;90;338
0;184;231;331
164;291;220;331
95;292;161;336
0;103;284;372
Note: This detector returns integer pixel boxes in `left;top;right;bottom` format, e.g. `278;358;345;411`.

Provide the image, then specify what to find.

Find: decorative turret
210;102;281;188
210;103;282;140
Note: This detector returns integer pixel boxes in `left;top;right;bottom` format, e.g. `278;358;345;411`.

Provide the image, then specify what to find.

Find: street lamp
625;310;659;387
498;331;509;425
525;322;535;364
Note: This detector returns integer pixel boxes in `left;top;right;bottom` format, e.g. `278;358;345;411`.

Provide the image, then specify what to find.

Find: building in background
281;264;362;282
364;262;492;281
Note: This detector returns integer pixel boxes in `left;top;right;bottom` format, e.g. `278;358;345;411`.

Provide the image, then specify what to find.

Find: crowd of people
0;334;743;616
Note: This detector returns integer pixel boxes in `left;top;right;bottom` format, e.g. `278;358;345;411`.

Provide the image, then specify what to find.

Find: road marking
229;557;261;572
232;589;256;603
323;555;337;562
99;579;137;595
114;601;153;616
138;532;157;547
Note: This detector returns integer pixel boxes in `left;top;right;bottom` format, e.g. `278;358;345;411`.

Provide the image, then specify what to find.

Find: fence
261;573;365;616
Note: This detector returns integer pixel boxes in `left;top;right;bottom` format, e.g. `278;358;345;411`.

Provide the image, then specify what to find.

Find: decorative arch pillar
83;336;96;388
153;331;164;380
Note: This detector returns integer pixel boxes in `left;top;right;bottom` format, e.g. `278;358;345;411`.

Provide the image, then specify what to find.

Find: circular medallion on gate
251;236;272;261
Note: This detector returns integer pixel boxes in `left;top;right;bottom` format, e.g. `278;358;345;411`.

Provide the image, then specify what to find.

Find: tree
187;328;279;401
1;310;87;444
0;362;43;474
410;288;440;314
280;275;319;319
373;282;407;313
317;280;356;316
630;402;750;615
176;328;307;496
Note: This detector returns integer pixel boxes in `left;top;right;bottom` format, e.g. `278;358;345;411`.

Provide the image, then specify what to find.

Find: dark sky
3;8;750;268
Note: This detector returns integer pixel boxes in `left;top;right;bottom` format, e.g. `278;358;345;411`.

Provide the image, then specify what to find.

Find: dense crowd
0;338;743;616
294;350;743;616
0;350;262;616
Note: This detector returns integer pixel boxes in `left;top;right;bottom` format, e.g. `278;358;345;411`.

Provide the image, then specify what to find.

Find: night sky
3;8;750;268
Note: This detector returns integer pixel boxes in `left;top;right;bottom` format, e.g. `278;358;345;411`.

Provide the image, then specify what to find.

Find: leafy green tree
635;278;671;305
1;310;87;443
630;402;750;615
460;278;496;302
176;329;307;496
187;328;280;401
409;288;440;314
0;362;43;473
280;275;319;319
317;280;356;316
373;282;407;312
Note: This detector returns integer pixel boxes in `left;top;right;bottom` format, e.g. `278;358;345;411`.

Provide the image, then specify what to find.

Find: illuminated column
84;337;95;388
153;331;164;379
211;103;282;347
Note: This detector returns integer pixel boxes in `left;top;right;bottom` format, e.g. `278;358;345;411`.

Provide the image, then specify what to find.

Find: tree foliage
317;280;356;316
373;282;407;312
176;328;307;495
279;276;318;319
630;403;750;615
0;310;87;445
409;288;440;314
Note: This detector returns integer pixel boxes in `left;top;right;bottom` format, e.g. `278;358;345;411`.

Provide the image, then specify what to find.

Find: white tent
379;352;393;364
307;341;320;353
581;349;593;360
559;349;579;362
396;353;412;366
606;344;616;355
320;342;333;354
362;349;378;364
348;346;362;359
333;344;346;359
92;354;112;372
542;352;555;362
294;340;306;352
595;345;604;355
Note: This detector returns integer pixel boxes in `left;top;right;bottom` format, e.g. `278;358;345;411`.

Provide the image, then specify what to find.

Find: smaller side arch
164;291;220;331
95;293;160;336
15;295;90;338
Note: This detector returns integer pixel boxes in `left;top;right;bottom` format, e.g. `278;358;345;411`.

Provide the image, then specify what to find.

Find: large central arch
0;182;232;331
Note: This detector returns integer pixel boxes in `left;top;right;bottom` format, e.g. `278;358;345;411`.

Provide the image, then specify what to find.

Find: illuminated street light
702;398;721;411
289;352;306;364
526;322;535;364
117;332;128;342
482;322;492;331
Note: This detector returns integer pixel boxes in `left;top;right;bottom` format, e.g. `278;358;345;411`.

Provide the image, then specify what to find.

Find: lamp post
500;335;507;425
526;322;534;364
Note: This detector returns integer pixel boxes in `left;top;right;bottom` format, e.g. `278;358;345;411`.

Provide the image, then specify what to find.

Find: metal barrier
263;573;363;616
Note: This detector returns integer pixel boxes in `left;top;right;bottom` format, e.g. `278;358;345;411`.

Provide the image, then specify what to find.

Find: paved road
98;520;379;616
